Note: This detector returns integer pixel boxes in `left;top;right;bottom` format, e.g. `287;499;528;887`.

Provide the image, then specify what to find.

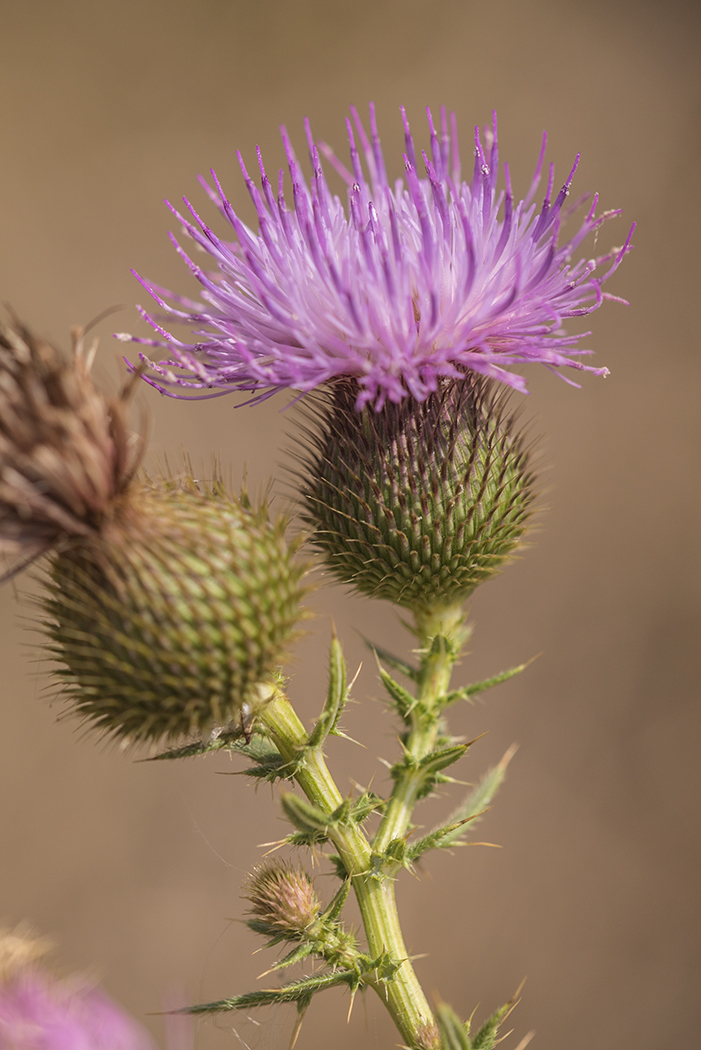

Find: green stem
373;604;465;856
259;692;435;1048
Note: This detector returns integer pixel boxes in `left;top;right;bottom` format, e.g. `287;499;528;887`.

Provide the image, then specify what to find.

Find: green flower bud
298;376;535;614
0;318;308;744
44;480;307;743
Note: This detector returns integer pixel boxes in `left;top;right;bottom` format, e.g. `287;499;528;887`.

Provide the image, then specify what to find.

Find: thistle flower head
298;375;534;613
244;861;321;941
0;318;308;743
45;478;308;743
0;927;157;1050
127;105;633;410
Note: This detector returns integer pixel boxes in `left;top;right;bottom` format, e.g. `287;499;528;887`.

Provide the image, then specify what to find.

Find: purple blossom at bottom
0;970;158;1050
123;104;634;409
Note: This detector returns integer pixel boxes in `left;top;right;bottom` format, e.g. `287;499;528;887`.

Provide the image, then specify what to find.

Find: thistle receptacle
297;375;535;617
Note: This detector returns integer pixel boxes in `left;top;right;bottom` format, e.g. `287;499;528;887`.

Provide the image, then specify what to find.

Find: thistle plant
2;104;633;1050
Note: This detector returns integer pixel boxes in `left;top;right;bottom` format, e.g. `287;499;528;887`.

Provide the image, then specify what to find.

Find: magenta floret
0;971;157;1050
124;105;634;409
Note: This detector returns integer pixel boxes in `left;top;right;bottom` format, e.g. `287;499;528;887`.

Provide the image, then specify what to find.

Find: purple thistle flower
0;970;158;1050
124;105;634;410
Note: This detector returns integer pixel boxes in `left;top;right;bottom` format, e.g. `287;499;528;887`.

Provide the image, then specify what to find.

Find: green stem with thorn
258;602;467;1049
259;690;435;1047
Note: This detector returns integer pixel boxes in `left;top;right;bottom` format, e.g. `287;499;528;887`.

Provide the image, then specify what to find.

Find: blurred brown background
0;1;699;1048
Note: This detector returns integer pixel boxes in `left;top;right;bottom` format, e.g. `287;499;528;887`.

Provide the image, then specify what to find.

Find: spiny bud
244;861;321;940
44;479;306;742
297;376;535;614
415;1020;442;1050
0;318;308;743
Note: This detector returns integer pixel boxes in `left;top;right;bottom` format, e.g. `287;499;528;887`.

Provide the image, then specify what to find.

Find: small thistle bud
0;318;307;743
244;861;321;940
298;376;535;614
415;1020;442;1050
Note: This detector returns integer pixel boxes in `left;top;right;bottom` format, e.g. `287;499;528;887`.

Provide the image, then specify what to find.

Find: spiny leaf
146;730;271;761
263;941;315;974
471;983;523;1050
326;854;348;879
363;638;419;682
280;793;332;836
183;969;359;1013
471;1003;513;1050
443;661;533;706
434;746;515;850
365;949;404;984
238;752;290;783
307;632;348;748
379;667;418;723
389;743;469;802
406;815;481;863
350;790;385;824
417;744;469;777
323;879;351;923
436;1001;472;1050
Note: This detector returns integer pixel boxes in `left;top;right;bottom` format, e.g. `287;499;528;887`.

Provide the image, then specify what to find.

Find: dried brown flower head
0;315;141;579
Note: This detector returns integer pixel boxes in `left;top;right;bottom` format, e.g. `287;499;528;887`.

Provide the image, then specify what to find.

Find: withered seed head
0;316;141;577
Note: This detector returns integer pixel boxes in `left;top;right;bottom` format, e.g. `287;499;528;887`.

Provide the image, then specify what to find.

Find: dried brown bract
0;316;142;579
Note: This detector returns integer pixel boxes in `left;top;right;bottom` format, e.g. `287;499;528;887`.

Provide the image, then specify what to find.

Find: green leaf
406;817;480;863
239;752;290;783
417;744;469;777
146;730;269;761
389;743;469;803
307;633;348;748
350;790;385;825
442;661;532;706
436;1001;473;1050
326;854;348;879
146;732;297;785
435;747;515;849
284;829;329;848
363;638;419;682
471;998;516;1050
365;949;404;984
280;793;332;836
264;941;316;973
379;667;418;723
323;879;351;923
406;748;514;860
183;969;360;1014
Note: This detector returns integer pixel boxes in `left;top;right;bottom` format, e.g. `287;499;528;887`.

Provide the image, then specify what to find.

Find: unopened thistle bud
244;861;321;941
298;376;535;614
0;318;307;743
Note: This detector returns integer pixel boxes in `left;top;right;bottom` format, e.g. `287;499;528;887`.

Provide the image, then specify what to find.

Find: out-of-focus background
1;1;699;1048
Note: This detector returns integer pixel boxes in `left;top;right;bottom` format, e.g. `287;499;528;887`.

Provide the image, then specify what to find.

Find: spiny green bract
298;376;535;612
42;479;307;744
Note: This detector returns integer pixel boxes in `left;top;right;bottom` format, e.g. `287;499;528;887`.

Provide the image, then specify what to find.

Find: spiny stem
373;603;466;856
259;691;435;1048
